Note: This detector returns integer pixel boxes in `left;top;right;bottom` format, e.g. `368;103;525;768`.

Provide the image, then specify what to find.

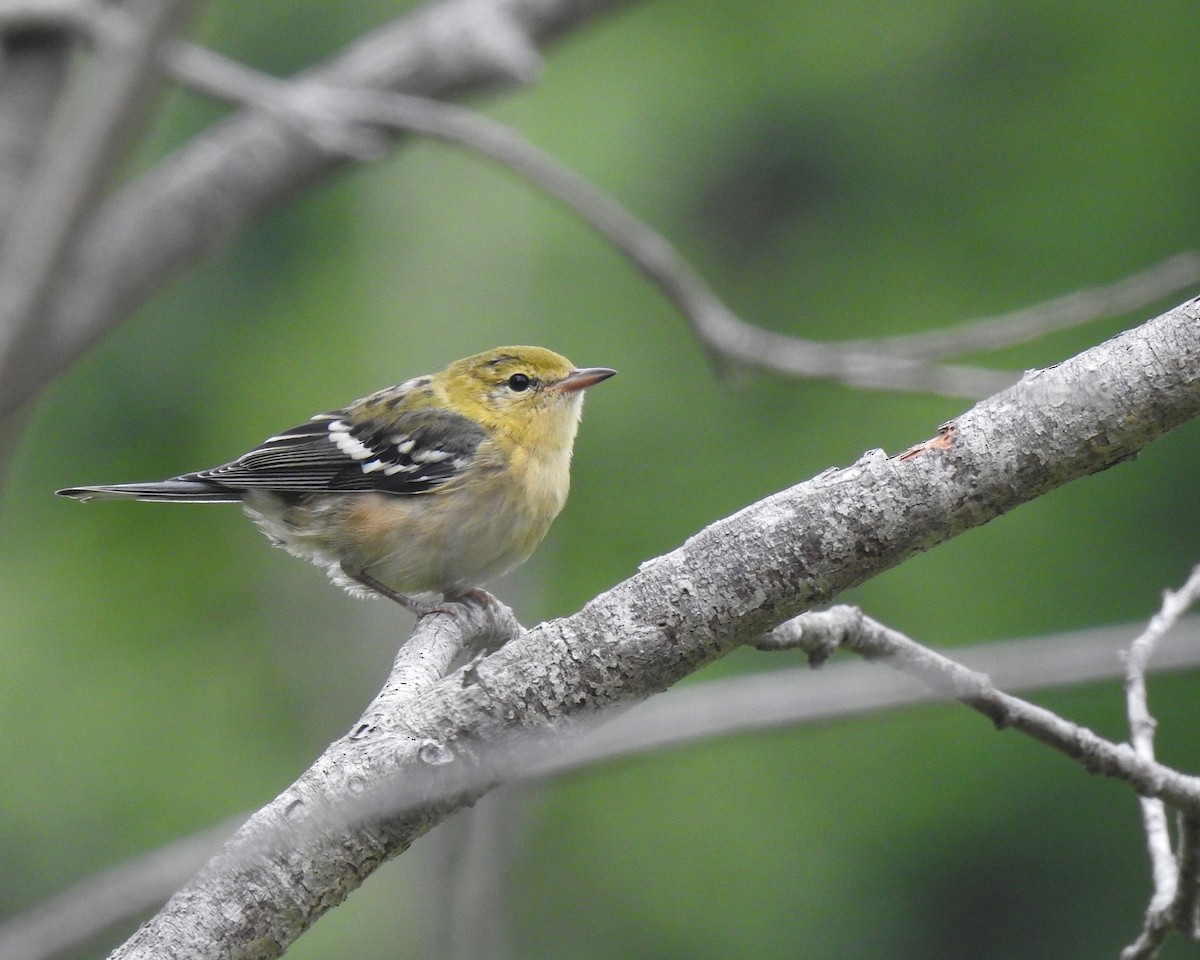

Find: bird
57;345;616;613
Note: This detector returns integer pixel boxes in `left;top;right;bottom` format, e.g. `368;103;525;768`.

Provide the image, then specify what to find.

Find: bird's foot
342;567;519;649
343;567;497;618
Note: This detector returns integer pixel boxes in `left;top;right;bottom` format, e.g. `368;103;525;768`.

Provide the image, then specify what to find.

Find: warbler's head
440;346;616;445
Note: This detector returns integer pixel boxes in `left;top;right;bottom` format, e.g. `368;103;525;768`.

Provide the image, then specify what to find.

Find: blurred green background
4;0;1200;957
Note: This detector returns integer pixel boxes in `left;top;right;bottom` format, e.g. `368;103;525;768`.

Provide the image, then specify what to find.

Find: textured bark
109;302;1200;958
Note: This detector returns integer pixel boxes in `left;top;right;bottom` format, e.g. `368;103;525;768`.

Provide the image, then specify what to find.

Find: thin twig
226;605;1200;885
556;615;1200;775
163;46;1200;397
756;607;1200;805
1121;564;1200;960
840;251;1200;361
157;43;1016;400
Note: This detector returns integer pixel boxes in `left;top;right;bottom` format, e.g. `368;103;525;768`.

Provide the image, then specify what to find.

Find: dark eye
506;373;532;392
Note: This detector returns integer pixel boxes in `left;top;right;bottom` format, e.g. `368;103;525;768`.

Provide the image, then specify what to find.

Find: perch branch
109;594;519;960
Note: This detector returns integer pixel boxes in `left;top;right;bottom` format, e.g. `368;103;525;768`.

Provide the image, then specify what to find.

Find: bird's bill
553;367;617;393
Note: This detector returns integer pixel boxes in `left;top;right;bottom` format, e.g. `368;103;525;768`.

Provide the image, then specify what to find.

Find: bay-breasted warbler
58;346;615;611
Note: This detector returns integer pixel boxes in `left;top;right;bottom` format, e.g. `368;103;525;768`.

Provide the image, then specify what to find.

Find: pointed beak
552;366;617;393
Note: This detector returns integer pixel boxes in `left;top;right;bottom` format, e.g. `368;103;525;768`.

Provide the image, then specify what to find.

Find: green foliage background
3;1;1200;956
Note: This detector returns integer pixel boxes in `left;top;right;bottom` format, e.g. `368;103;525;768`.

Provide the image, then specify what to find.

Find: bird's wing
189;405;489;495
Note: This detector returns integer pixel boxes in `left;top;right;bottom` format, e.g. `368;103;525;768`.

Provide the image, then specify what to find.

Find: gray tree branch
0;0;194;400
0;24;75;231
108;594;519;960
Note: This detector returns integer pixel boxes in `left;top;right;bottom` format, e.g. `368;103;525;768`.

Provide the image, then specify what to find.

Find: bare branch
568;615;1200;773
153;44;1015;401
0;0;195;391
1178;814;1200;939
0;25;76;231
106;594;515;960
423;792;524;960
2;0;1188;428
0;0;98;35
0;593;520;960
283;89;1014;400
841;251;1200;361
0;0;641;423
757;606;1200;801
157;41;1200;398
1121;564;1200;960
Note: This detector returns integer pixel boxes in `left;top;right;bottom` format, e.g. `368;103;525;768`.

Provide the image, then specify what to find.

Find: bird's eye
506;373;532;392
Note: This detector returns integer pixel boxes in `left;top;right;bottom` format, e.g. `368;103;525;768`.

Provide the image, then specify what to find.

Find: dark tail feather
55;479;239;503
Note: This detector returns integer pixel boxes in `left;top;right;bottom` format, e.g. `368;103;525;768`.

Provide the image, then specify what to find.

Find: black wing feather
186;407;487;496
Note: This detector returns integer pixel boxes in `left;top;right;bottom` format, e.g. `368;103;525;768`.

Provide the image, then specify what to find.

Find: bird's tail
55;480;239;503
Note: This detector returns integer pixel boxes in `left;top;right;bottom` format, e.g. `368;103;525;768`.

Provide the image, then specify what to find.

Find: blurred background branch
0;0;193;381
3;0;1194;441
0;0;638;423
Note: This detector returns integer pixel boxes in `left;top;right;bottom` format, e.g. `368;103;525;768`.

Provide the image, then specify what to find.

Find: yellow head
437;346;616;449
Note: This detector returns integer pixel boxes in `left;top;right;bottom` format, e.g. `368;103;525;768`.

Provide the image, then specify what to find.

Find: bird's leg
341;565;447;616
